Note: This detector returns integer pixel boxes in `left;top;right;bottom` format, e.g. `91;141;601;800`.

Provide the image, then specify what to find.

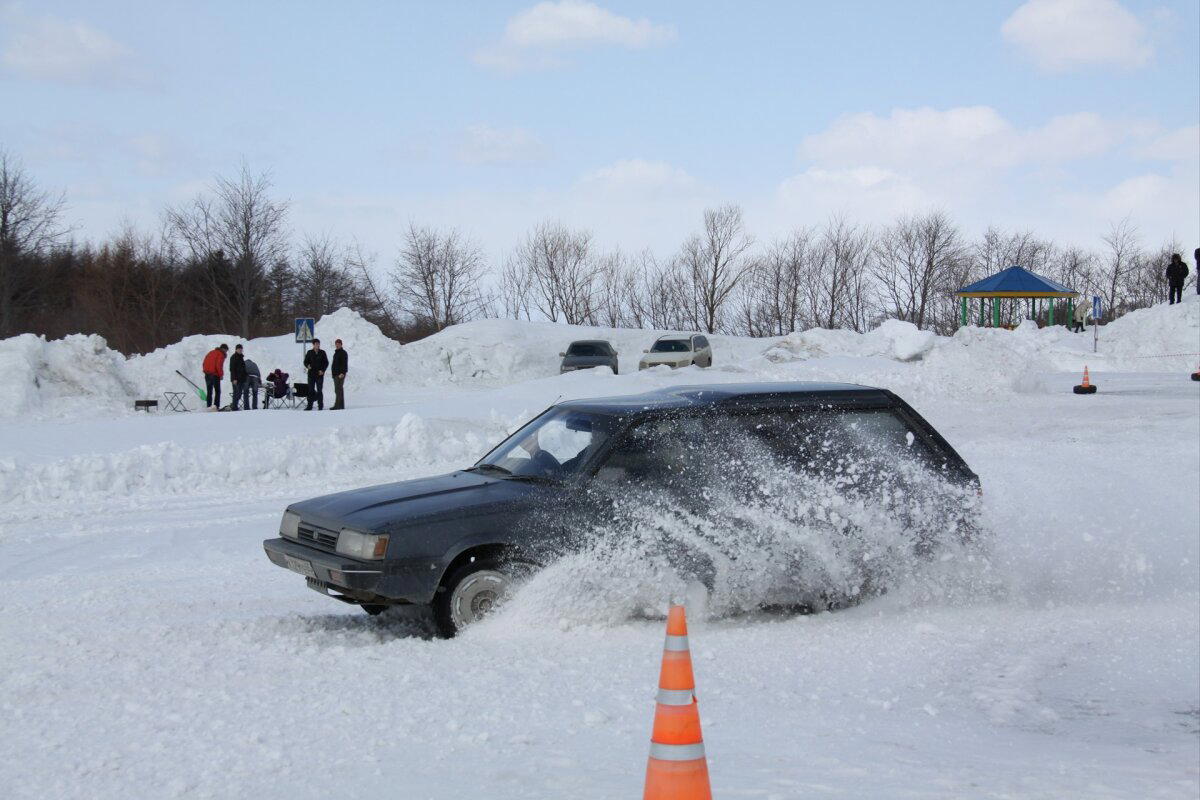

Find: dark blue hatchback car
263;382;977;636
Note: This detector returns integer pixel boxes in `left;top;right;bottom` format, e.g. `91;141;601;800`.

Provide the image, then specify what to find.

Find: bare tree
737;228;815;336
806;216;874;331
1097;218;1144;317
505;221;595;324
392;223;491;331
293;234;371;316
166;164;289;337
873;211;965;330
675;204;755;333
0;151;69;336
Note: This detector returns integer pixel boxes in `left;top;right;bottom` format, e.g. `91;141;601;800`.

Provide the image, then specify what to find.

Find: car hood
289;470;539;532
640;351;692;364
562;355;614;367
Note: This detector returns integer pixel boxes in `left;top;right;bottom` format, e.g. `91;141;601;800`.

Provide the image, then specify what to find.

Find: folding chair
292;382;311;409
163;391;188;412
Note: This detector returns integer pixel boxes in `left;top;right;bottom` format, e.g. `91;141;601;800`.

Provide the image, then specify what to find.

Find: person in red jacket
202;344;229;409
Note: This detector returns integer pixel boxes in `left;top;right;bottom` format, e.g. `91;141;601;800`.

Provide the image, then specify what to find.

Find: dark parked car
263;382;978;636
559;340;618;374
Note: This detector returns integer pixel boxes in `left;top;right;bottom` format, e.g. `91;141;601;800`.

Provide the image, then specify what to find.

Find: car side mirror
558;352;565;357
643;349;649;353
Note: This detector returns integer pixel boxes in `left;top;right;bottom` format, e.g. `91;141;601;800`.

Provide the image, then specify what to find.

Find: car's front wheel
433;558;530;637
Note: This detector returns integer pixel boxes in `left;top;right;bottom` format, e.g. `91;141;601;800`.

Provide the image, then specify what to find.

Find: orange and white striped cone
1073;365;1097;394
643;605;712;800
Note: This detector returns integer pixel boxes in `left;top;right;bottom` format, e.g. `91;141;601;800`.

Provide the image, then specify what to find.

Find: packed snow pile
0;333;137;418
1;298;1197;420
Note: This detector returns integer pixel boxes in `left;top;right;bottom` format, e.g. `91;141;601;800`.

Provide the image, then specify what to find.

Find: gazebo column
992;297;1000;327
979;298;985;326
1048;298;1055;326
960;297;967;327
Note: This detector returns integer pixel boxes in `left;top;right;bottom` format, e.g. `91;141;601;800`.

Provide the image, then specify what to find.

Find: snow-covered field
1;300;1197;799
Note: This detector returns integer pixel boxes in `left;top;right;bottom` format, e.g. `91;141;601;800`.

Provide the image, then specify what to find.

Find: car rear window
567;343;608;357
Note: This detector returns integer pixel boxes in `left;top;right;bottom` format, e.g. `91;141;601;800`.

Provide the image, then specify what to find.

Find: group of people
200;338;349;412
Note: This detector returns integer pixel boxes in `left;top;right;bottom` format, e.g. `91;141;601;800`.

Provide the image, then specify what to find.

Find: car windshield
651;339;691;353
475;409;609;480
566;343;607;357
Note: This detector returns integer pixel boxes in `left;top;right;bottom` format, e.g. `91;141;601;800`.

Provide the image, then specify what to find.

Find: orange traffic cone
643;605;712;800
1073;365;1097;394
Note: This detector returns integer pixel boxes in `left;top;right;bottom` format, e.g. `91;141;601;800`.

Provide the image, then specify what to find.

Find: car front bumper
263;538;440;604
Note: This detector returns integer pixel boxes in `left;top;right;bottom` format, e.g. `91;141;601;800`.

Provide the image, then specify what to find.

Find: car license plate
283;555;317;579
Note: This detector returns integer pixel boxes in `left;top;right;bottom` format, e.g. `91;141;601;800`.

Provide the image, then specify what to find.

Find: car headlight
280;511;301;539
336;529;389;560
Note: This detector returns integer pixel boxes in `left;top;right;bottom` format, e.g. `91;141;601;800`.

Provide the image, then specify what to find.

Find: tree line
1;150;1190;354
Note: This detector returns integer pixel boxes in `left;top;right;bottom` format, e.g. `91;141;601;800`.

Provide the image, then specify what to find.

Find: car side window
695;336;708;350
729;408;934;478
592;416;704;490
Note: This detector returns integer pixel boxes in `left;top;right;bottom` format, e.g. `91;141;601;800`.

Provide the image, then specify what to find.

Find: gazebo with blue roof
955;265;1079;328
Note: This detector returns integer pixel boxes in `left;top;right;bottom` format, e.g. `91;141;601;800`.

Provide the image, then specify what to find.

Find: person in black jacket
303;339;329;410
330;339;349;410
229;344;248;410
1195;248;1199;295
1166;253;1188;304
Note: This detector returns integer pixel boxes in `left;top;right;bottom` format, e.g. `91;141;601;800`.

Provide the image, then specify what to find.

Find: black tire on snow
1072;384;1097;394
433;558;533;638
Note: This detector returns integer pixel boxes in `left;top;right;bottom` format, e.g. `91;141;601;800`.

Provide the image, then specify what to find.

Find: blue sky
1;0;1197;264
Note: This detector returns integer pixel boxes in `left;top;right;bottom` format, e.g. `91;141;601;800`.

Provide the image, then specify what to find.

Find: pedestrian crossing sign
295;317;315;343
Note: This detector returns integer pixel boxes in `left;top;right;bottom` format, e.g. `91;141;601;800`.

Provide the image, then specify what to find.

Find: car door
694;336;712;367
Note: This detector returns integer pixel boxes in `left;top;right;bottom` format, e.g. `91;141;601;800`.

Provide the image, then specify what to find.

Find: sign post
1091;296;1101;353
295;317;315;364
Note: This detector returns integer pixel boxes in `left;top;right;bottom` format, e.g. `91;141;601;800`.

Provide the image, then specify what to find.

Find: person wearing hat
201;343;229;409
1166;253;1189;305
303;339;329;411
229;344;248;410
330;338;348;410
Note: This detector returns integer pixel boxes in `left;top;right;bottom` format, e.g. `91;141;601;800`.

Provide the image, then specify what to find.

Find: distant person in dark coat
1166;253;1188;304
229;345;247;410
243;357;262;410
303;339;329;410
201;344;228;409
1195;248;1199;294
264;369;289;409
330;339;348;410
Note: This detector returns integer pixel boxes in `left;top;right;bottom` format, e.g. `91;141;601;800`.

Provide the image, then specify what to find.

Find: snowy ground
1;306;1198;799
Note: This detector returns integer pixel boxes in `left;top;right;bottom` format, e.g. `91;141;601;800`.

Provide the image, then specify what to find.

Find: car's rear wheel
433;558;531;637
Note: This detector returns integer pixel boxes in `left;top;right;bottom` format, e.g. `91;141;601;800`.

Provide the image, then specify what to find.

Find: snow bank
1;298;1196;420
0;412;513;508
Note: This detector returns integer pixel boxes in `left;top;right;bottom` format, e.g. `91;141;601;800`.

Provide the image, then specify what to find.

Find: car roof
567;339;611;346
558;381;893;414
655;333;694;341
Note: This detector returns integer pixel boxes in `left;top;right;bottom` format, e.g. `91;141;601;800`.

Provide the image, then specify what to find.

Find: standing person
229;344;247;410
201;344;228;410
1195;248;1199;294
1166;253;1188;305
244;356;262;410
330;338;349;410
303;339;329;411
1072;300;1088;333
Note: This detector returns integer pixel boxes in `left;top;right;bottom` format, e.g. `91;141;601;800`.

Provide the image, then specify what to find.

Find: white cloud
774;105;1199;248
798;106;1136;175
777;167;932;222
458;124;549;165
577;158;698;197
1001;0;1151;71
474;0;676;72
1;14;138;86
1133;125;1200;162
